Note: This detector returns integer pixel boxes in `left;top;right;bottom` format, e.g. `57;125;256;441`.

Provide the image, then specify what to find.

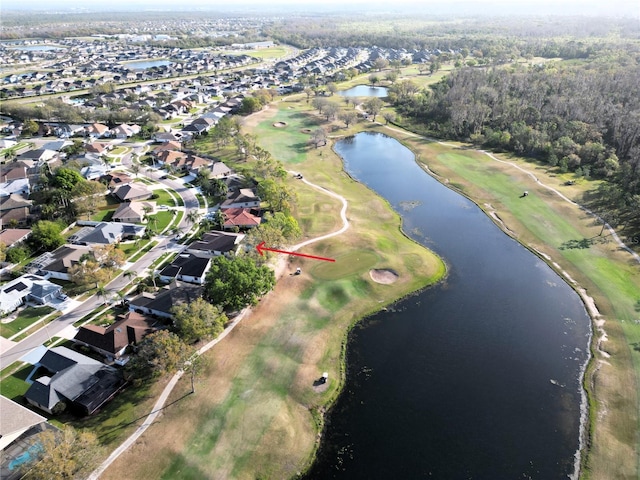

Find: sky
4;0;639;16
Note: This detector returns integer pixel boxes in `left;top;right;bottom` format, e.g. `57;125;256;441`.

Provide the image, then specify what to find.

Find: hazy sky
4;0;639;16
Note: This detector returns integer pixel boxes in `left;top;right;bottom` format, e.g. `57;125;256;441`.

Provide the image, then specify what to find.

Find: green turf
311;250;379;280
0;365;32;401
0;306;56;339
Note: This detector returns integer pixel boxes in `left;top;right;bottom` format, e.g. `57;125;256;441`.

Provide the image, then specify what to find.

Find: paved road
0;156;202;369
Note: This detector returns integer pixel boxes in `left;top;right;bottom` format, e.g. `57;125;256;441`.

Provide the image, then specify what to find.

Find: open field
101;97;445;480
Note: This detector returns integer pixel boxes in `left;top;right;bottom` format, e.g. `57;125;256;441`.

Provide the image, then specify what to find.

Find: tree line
389;57;640;235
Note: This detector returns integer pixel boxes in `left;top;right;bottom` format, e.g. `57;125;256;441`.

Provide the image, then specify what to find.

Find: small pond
123;59;172;70
338;85;388;97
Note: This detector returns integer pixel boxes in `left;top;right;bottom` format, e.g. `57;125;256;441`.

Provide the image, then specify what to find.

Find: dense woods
388;55;640;234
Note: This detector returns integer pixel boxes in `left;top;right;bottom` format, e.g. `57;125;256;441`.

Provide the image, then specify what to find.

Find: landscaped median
99;102;446;480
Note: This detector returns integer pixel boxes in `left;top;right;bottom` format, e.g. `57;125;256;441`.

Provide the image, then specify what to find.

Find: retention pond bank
304;132;592;479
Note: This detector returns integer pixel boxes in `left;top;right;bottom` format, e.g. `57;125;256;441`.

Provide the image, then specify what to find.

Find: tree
368;73;380;86
327;82;338;96
363;97;384;122
68;255;111;288
127;330;194;378
52;167;84;192
21;120;39;137
339;110;358;128
258;179;295;214
310;128;327;148
245;211;302;249
323;101;340;121
303;87;314;103
204;256;275;312
385;71;399;84
30;220;64;252
373;57;389;71
186;210;202;226
21;426;103;480
383;112;396;125
172;297;227;344
240;96;263;115
94;244;126;268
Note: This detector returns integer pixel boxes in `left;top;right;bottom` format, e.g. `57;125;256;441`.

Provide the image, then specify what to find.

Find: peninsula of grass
100;100;446;480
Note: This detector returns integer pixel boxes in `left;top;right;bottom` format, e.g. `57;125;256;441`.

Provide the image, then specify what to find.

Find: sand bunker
273;122;287;128
369;269;399;284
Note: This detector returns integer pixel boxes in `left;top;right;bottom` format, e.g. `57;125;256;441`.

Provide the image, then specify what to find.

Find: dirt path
89;175;349;480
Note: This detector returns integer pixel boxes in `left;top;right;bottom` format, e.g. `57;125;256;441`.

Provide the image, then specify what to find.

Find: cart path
88;175;349;480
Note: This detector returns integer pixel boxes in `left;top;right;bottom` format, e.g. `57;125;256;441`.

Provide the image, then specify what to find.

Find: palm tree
186;210;201;226
96;285;109;305
114;291;127;308
123;270;136;282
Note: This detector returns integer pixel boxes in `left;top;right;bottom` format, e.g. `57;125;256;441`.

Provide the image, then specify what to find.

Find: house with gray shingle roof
129;283;203;319
23;346;124;415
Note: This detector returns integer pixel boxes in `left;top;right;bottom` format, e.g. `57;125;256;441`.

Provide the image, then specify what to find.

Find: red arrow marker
256;242;335;262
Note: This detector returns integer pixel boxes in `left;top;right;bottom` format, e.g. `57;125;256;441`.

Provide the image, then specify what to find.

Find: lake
303;132;591;479
123;59;172;70
338;85;389;97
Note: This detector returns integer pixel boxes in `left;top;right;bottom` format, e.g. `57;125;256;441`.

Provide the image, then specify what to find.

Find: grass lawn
0;365;33;401
232;46;289;60
101;100;445;480
0;305;56;339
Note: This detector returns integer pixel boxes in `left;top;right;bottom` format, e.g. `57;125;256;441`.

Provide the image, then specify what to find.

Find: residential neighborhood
0;13;454;479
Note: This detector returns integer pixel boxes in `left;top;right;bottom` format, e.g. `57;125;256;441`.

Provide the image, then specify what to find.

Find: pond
123;59;172;70
338;85;389;97
303;132;591;479
8;45;65;51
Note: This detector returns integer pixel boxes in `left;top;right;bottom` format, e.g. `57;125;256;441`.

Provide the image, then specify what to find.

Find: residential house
112;183;152;202
152;141;181;155
220;188;260;209
81;164;110;180
0;178;30;197
17;149;57;164
223;208;261;230
159;253;212;285
85;141;112;156
153;131;183;143
209;161;232;179
0;162;29;183
0;194;33;226
186;230;245;257
0;228;31;248
111;201;156;223
101;171;132;189
72;311;160;362
128;283;203;319
23;346;124;415
0;274;63;315
28;244;92;280
110;124;140;139
154;150;211;175
68;221;145;246
0;396;47;451
85;123;110;139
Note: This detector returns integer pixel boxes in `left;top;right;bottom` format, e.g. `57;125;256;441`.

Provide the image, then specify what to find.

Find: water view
338;85;388;97
304;132;591;479
8;45;65;51
123;59;172;69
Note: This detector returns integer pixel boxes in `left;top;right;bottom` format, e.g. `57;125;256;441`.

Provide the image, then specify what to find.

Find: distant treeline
266;16;639;57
